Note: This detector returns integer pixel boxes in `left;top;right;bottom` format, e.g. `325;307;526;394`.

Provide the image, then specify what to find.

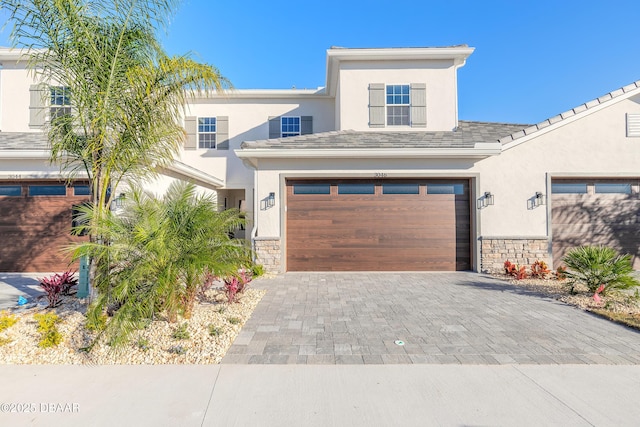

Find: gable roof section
499;80;640;147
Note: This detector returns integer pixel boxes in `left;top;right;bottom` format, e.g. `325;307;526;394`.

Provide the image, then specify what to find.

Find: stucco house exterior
0;45;638;273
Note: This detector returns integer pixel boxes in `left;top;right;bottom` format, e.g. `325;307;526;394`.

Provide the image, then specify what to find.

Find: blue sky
2;1;640;124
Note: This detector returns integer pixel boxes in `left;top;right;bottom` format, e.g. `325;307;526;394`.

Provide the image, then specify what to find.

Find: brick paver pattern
222;272;640;365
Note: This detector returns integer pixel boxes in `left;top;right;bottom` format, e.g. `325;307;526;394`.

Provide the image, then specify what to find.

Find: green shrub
208;324;221;337
0;311;17;332
136;337;151;351
33;313;62;348
86;313;107;332
563;246;640;295
251;264;265;277
228;317;241;325
171;323;190;340
0;336;12;346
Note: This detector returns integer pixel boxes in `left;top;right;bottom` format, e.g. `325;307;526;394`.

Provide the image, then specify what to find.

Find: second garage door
551;179;640;269
286;179;471;271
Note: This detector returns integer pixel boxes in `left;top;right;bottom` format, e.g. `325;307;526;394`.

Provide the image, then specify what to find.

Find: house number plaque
374;172;388;178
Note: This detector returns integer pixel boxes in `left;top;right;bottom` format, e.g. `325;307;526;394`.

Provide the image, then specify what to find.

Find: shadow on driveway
0;273;47;310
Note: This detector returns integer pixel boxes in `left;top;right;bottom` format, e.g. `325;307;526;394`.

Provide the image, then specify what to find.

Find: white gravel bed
0;288;265;365
497;275;640;315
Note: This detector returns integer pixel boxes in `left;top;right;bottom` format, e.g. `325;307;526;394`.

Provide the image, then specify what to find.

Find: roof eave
159;160;225;190
235;143;501;165
0;149;51;159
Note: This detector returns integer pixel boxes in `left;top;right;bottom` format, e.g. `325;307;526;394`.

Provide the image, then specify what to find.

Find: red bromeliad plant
504;260;528;280
530;260;551;279
38;271;78;307
223;269;252;304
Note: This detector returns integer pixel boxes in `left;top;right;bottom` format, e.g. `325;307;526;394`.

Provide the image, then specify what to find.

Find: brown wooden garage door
286;179;471;271
551;179;640;269
0;181;90;272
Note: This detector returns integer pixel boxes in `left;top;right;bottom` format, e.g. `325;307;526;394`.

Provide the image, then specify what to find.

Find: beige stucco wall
0;158;63;178
337;59;459;131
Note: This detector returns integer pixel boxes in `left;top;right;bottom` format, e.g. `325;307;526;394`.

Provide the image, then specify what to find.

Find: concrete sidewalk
1;364;640;426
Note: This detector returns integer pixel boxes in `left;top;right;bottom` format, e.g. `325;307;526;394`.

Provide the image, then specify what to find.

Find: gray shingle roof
499;79;640;144
241;120;529;150
0;132;49;150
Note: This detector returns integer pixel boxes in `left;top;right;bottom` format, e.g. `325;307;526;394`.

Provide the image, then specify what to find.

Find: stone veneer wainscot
480;237;550;274
254;237;281;273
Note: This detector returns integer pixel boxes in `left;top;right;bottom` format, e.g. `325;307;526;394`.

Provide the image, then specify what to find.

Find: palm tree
3;0;229;219
77;181;250;347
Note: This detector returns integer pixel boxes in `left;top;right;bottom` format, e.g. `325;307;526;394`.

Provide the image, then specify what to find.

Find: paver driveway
222;272;640;365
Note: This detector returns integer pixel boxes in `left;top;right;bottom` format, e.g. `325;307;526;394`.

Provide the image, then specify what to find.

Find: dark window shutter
29;84;47;128
216;116;229;149
410;83;426;128
369;83;385;128
301;116;312;135
268;116;280;138
184;116;197;150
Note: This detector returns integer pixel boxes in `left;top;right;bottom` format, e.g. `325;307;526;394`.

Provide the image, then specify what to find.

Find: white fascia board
0;170;89;179
188;88;329;101
161;161;225;189
325;46;475;96
0;150;51;159
235;144;500;162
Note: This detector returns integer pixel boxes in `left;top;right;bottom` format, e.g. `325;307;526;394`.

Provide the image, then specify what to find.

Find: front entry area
286;179;471;271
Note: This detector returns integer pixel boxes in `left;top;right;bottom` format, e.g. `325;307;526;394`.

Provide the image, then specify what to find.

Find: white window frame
281;116;301;138
386;84;410;126
198;117;217;149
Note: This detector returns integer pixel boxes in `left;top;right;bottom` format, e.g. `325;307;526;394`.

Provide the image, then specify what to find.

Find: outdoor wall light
534;191;546;207
267;192;275;207
110;193;126;210
483;191;494;207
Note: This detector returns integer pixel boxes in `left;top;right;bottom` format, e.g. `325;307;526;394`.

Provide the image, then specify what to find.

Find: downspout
246;159;258;264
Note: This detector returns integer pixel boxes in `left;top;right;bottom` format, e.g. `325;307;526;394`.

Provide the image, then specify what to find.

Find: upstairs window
198;117;216;149
281;117;301;138
50;86;71;119
386;85;410;126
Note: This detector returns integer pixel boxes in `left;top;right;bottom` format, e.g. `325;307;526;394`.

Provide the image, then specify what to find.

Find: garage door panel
286;179;470;271
552;179;640;269
0;182;89;272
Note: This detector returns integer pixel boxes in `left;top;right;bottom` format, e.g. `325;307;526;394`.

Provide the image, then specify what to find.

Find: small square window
198;117;216;149
338;183;375;195
29;185;67;196
293;183;330;195
73;185;91;196
551;183;588;194
0;185;22;196
427;184;464;195
383;183;419;195
595;183;632;194
281;117;301;138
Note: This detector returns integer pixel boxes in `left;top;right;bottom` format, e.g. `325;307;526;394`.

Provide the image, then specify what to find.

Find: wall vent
626;113;640;137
